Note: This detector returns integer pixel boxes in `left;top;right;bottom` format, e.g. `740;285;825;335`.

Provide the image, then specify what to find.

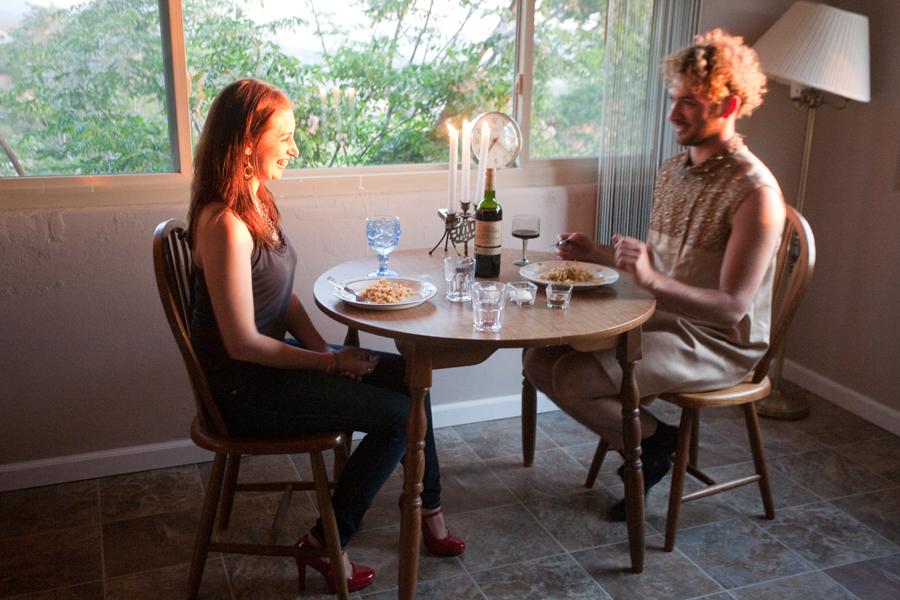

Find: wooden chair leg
218;453;241;530
664;409;695;552
521;349;537;467
689;410;700;468
585;439;610;488
744;403;775;519
311;451;349;599
189;452;226;599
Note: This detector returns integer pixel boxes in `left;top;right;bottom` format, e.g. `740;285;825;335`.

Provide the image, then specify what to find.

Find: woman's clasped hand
333;347;379;379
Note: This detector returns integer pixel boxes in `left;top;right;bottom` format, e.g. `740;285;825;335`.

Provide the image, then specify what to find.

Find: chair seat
191;417;347;455
661;376;771;408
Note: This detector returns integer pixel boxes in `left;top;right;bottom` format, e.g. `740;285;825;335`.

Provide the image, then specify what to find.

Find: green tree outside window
0;0;606;177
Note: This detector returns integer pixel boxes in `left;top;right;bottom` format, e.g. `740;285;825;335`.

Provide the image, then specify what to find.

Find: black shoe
650;421;679;456
607;498;627;521
607;422;678;522
607;454;673;522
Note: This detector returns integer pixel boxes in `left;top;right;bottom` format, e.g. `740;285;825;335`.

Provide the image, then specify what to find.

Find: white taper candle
461;119;471;208
447;123;458;213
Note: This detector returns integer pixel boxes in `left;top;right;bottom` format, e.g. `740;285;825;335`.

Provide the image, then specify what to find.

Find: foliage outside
0;0;606;177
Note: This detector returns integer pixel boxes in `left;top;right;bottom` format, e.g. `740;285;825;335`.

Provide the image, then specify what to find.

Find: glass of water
472;281;508;332
365;215;401;277
444;255;475;302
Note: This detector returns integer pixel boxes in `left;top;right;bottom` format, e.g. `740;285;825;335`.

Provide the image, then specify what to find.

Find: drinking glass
545;282;574;309
472;282;508;332
365;215;401;277
511;214;540;266
444;255;475;302
507;281;537;306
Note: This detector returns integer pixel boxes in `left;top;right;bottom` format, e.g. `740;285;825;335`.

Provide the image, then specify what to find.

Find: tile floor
1;382;898;599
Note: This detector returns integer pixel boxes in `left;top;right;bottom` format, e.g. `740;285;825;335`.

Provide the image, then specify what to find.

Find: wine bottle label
475;221;502;255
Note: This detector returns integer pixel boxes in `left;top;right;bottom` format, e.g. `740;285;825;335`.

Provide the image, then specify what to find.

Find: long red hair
188;79;293;249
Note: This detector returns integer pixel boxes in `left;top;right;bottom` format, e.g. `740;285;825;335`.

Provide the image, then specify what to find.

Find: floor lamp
752;1;870;419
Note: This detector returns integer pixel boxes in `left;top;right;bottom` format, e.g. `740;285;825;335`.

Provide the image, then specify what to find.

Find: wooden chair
579;205;815;550
153;218;352;599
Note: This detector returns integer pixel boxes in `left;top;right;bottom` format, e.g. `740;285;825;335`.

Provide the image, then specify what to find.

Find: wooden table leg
521;348;537;467
398;345;432;600
618;328;645;573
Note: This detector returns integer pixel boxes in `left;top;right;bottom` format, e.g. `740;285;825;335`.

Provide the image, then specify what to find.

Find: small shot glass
545;282;574;309
507;281;537;306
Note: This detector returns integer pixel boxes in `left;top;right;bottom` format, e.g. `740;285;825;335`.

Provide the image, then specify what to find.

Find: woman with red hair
187;79;464;594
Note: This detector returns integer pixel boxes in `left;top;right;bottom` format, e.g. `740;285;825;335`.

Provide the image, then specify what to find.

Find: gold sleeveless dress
596;136;782;396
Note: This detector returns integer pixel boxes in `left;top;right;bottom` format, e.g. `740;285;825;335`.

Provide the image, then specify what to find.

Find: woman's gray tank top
190;234;297;396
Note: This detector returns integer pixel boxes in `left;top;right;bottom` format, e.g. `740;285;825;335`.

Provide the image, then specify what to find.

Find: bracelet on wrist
324;351;336;374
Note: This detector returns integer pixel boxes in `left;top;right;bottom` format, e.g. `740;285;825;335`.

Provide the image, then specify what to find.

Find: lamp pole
757;87;825;420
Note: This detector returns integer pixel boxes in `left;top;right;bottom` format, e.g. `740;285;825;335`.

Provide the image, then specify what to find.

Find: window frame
0;0;599;211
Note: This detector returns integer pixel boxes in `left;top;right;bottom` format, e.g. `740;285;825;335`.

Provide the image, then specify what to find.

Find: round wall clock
470;111;523;169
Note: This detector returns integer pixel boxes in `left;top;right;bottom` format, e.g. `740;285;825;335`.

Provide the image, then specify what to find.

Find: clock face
470;111;522;169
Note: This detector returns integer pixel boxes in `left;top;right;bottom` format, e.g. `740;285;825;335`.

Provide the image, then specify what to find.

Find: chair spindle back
752;205;816;382
153;218;229;434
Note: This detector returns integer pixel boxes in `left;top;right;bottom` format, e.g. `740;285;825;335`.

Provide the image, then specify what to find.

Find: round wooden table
314;249;655;597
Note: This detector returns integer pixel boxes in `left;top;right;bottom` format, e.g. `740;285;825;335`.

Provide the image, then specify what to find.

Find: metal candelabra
428;201;476;256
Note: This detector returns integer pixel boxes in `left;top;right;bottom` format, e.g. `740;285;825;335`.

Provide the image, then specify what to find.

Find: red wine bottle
475;168;502;278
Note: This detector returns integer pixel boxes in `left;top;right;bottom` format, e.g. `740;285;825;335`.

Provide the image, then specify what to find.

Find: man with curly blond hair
525;29;786;520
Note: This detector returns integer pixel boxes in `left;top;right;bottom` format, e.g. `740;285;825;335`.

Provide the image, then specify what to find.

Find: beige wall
784;0;900;407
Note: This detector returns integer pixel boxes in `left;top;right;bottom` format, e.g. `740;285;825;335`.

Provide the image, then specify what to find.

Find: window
0;0;608;181
0;0;172;177
183;0;516;168
530;0;606;159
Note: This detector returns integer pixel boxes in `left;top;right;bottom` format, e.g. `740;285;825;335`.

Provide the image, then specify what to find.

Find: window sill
0;158;598;211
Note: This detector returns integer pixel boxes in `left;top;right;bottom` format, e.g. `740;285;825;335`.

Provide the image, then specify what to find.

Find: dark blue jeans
216;347;441;547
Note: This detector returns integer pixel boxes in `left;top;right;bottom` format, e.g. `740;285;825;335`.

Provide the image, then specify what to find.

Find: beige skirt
594;309;766;398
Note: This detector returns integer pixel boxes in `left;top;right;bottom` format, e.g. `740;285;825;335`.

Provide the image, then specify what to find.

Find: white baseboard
0;439;214;493
432;392;557;428
0;393;557;492
783;359;900;437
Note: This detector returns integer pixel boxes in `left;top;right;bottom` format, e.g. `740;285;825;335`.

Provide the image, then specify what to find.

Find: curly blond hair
663;29;767;118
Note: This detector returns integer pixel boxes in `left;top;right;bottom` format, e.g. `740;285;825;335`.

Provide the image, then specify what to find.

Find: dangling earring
243;156;254;181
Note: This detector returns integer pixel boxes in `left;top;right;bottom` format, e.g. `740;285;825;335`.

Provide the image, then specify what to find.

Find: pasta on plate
358;278;417;304
540;264;601;284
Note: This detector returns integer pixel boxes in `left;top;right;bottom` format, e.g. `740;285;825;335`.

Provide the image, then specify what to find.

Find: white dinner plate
332;277;437;310
519;261;619;289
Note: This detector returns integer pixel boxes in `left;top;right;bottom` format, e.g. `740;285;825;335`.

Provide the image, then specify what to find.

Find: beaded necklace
252;197;280;244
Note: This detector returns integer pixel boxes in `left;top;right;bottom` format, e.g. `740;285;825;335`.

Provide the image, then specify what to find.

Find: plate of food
331;277;437;310
519;261;619;289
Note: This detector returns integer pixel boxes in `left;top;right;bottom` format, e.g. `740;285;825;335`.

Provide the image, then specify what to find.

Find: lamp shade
753;1;870;102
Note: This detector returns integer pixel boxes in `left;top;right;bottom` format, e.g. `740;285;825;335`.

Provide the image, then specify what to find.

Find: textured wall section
0;183;597;466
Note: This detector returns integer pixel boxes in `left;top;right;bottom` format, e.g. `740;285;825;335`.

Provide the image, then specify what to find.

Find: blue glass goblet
365;215;401;277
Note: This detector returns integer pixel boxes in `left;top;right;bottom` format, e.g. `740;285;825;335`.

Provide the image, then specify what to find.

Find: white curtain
596;0;700;243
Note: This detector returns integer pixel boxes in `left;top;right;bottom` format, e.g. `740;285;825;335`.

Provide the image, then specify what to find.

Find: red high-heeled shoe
421;508;465;556
296;535;375;594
